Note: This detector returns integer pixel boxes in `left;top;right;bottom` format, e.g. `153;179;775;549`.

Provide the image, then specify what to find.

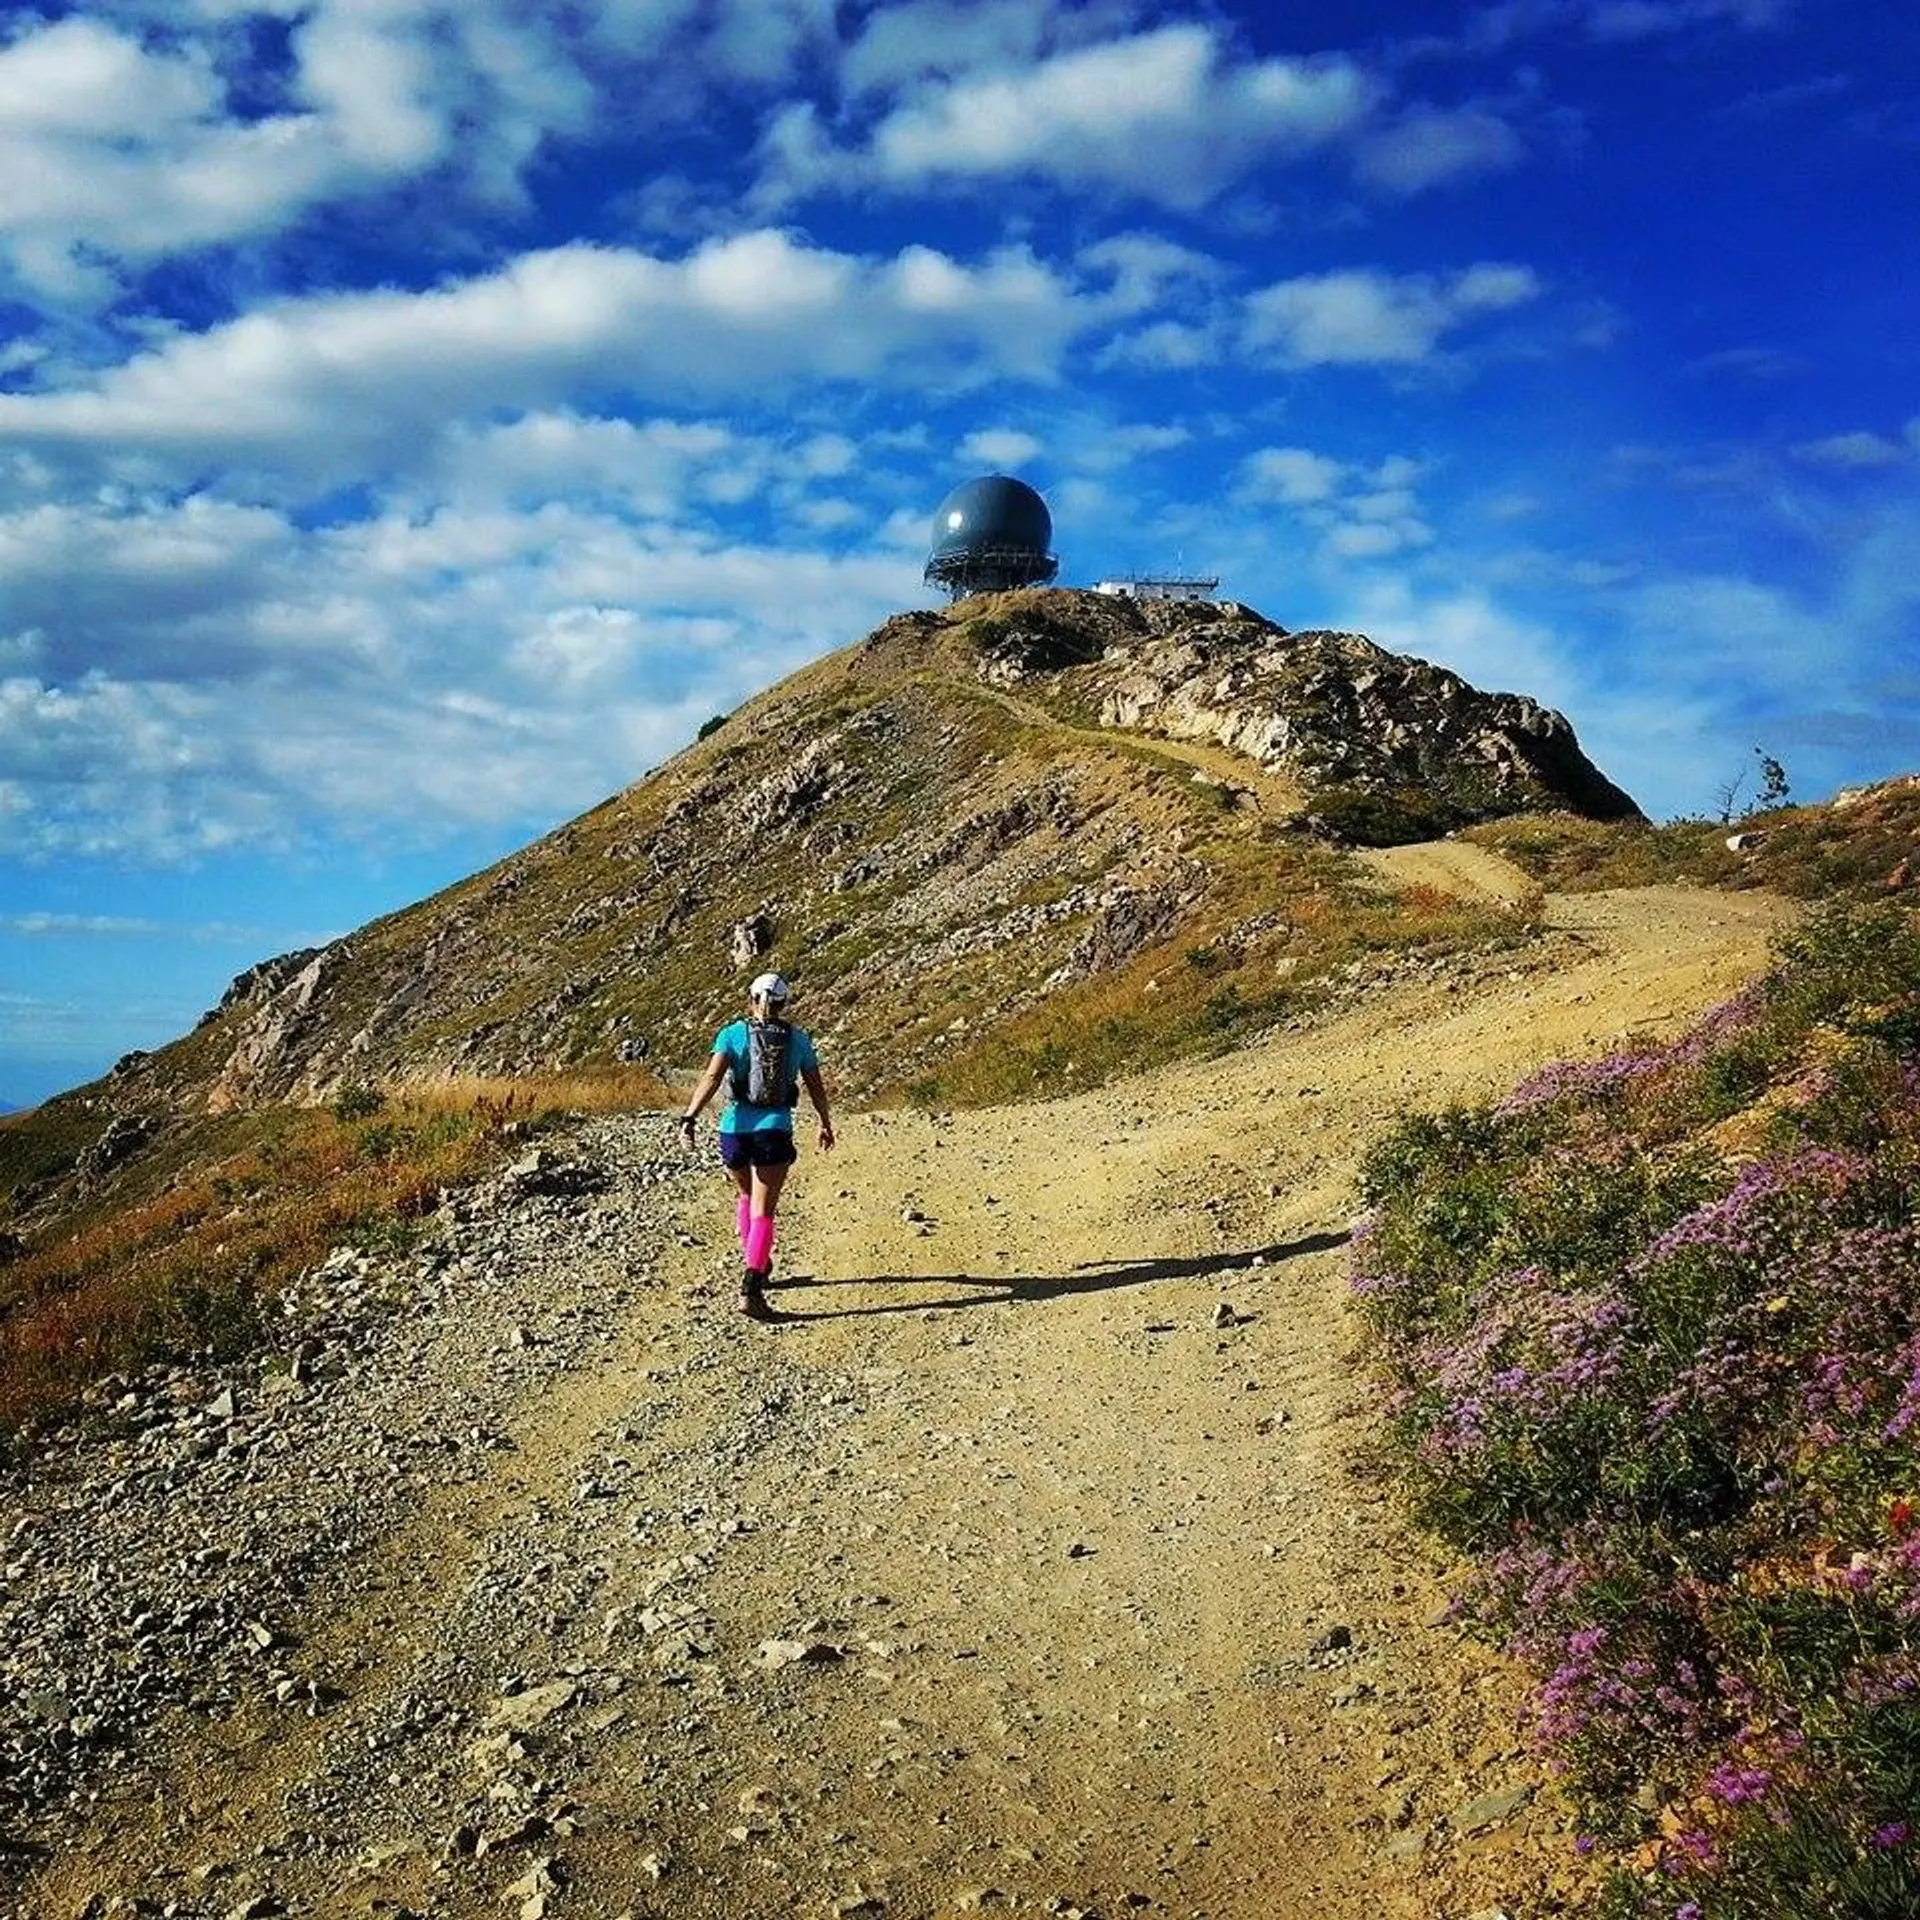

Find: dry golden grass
0;1068;673;1442
881;857;1544;1108
379;1065;675;1119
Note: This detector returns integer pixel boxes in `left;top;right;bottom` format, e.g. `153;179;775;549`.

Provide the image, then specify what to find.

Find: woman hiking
677;972;834;1318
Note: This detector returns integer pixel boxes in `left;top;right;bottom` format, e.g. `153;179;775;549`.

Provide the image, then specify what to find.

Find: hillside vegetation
1357;900;1920;1918
0;1071;669;1440
1469;774;1920;901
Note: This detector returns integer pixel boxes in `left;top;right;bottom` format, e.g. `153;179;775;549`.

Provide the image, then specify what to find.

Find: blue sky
2;0;1917;1106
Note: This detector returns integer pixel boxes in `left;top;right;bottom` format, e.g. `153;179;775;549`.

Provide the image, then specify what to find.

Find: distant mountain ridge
4;589;1638;1227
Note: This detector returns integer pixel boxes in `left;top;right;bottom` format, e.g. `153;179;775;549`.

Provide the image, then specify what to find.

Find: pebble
1450;1784;1533;1833
757;1638;845;1669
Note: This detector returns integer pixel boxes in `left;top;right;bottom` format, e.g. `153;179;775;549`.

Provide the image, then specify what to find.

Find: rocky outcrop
202;946;326;1026
73;1114;156;1189
969;593;1640;828
210;944;350;1112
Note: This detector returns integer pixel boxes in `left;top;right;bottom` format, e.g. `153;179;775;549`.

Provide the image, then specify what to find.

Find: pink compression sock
744;1214;775;1274
736;1192;752;1248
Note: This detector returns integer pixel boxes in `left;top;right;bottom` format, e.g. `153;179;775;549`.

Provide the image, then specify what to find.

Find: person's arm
801;1064;835;1150
678;1051;732;1146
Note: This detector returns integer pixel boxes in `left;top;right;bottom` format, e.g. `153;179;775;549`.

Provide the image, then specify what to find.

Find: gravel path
1;880;1794;1920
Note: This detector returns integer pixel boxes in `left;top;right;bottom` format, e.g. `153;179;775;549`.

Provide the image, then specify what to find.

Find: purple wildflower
1704;1761;1774;1806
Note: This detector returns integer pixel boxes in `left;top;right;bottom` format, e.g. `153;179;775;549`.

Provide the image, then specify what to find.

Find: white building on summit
1091;574;1219;602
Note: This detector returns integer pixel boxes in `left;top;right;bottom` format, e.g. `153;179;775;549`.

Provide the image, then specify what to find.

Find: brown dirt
1355;839;1544;905
16;866;1794;1920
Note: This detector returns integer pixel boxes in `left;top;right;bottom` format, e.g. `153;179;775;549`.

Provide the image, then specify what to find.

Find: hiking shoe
739;1269;773;1320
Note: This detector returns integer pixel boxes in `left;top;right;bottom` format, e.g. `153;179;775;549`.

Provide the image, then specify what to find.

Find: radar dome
923;475;1059;599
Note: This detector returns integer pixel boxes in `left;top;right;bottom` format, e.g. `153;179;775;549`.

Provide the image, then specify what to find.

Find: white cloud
703;0;837;84
764;19;1537;212
1354;105;1524;193
506;605;648;697
0;17;216;137
583;0;705;58
1096;320;1219;371
798;433;858;478
293;5;448;171
1243;263;1541;366
1584;0;1792;41
1792;431;1908;469
0;912;269;941
841;0;1126;97
1690;345;1799;379
1076;231;1226;314
429;412;743;513
1452;0;1790;50
0;7;542;293
1070;422;1192;471
1242;447;1347;504
0;485;927;859
856;24;1376;211
959;428;1045;467
0;234;1096;489
1324;518;1433;559
1237;445;1435;564
0;1;773;296
1620;571;1823;693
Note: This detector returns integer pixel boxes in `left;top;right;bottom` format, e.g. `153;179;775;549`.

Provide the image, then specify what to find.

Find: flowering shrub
1355;903;1920;1918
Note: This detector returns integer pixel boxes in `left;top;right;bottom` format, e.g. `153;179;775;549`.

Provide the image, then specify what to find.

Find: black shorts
718;1130;798;1171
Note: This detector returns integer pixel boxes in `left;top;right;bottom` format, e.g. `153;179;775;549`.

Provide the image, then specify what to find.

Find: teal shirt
713;1020;819;1134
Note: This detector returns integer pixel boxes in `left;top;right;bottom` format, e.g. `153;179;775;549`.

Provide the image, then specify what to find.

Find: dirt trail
968;681;1306;815
1355;839;1541;905
18;883;1793;1920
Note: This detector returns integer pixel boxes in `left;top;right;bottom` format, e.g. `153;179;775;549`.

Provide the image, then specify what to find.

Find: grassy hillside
1468;775;1920;901
0;1070;667;1444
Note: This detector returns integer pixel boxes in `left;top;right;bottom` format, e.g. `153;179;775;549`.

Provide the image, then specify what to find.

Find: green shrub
332;1082;386;1122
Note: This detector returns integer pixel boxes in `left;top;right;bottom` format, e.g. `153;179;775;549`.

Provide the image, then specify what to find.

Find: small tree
1712;764;1747;825
1712;750;1792;824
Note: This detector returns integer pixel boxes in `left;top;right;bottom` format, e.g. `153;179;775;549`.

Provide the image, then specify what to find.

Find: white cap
749;971;791;1003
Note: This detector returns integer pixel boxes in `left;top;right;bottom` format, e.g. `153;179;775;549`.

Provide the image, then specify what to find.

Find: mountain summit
25;590;1635;1150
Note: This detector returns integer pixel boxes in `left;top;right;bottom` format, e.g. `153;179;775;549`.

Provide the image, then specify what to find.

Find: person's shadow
763;1228;1350;1321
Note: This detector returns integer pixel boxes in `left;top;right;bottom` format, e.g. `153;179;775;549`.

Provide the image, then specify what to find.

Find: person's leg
743;1157;791;1277
718;1139;754;1264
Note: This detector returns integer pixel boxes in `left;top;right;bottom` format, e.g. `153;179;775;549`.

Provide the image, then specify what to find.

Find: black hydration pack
733;1018;799;1109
